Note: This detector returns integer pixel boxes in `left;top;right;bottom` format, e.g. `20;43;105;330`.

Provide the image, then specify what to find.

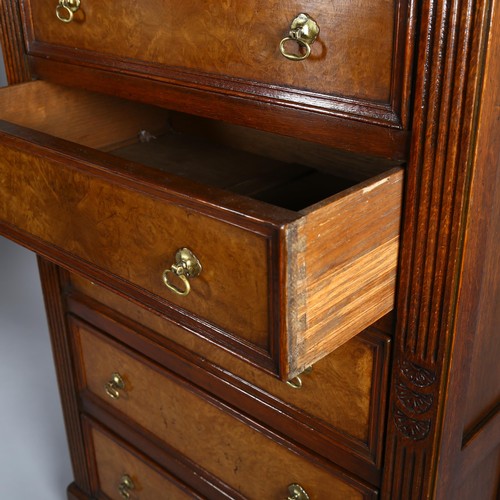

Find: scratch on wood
362;176;389;194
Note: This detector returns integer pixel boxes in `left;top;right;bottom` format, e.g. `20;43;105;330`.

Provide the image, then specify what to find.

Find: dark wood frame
1;0;498;497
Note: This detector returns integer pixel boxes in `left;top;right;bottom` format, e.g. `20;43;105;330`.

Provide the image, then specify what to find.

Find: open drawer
0;81;403;380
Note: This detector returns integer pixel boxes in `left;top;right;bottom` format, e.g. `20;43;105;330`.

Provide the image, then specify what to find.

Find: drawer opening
110;109;401;213
0;81;400;214
110;132;358;212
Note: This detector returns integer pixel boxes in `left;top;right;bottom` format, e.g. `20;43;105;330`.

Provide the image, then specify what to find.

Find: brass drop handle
286;366;313;389
279;13;320;61
104;372;125;400
118;474;135;499
56;0;80;23
287;483;310;500
162;248;202;297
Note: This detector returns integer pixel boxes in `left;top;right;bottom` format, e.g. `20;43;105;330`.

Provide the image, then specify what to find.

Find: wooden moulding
283;169;403;378
85;419;198;499
381;0;499;497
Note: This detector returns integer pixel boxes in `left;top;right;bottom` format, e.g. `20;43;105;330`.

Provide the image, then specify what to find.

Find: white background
0;51;73;498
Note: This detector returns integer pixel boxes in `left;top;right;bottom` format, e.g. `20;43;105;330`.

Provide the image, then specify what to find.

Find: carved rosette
393;360;436;440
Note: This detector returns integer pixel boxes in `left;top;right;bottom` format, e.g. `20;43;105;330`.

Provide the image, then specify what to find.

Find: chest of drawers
0;1;498;498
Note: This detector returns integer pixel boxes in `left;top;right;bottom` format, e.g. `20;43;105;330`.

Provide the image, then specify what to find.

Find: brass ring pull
287;483;310;500
279;37;311;61
286;376;304;389
279;13;319;61
56;0;80;23
286;366;313;389
163;269;192;296
118;475;135;499
162;248;202;297
104;372;125;400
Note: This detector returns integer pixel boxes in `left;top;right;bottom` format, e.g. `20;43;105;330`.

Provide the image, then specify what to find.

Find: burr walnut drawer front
23;0;412;130
74;322;377;499
68;275;391;482
0;80;403;380
84;420;197;500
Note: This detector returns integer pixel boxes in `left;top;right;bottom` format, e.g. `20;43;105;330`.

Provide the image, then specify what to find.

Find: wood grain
285;168;403;377
24;0;406;115
433;1;500;496
0;80;168;150
87;420;196;500
74;321;374;499
459;5;500;440
70;272;382;445
0;80;401;379
382;0;499;498
0;0;30;83
169;111;403;182
0;137;273;348
0;0;497;497
68;279;392;485
37;260;92;495
29;56;411;161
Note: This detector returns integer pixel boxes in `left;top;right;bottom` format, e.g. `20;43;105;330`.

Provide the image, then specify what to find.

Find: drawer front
74;322;376;499
0;129;275;353
24;0;412;128
86;420;195;499
71;272;390;466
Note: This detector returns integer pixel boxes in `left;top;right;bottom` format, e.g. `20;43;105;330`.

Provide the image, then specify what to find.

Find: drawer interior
0;81;400;213
111;132;355;212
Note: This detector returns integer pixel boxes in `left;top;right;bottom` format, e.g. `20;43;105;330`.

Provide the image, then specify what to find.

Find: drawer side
285;168;403;378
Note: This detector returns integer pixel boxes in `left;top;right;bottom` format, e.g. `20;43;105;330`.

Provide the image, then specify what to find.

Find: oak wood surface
0;128;274;353
112;136;315;202
82;400;247;500
0;80;169;150
70;272;373;440
433;2;500;497
168;111;403;182
74;321;375;499
36;260;92;495
381;0;499;498
285;168;403;376
67;282;390;486
26;0;393;100
459;4;500;440
0;0;30;83
0;0;497;497
29;56;411;161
